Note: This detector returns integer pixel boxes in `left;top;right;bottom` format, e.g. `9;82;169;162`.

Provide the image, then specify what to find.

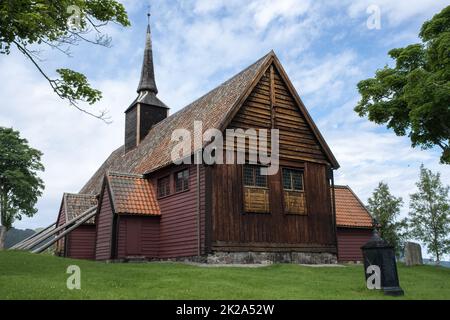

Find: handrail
11;222;56;250
32;209;97;254
21;206;97;250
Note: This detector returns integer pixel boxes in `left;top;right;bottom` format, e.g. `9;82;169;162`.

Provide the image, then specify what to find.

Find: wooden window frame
242;164;270;214
281;167;307;215
174;168;190;194
157;175;171;199
243;165;268;189
282;168;304;192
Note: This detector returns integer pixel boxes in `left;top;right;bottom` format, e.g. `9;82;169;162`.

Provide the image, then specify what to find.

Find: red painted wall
337;227;372;262
117;216;160;259
95;186;114;260
88;165;205;260
67;225;96;260
153;165;205;258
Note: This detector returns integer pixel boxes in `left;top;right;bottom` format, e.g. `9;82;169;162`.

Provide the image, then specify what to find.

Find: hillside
1;251;449;299
5;228;36;248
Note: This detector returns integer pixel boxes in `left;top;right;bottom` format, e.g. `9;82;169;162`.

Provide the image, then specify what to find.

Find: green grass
1;251;449;299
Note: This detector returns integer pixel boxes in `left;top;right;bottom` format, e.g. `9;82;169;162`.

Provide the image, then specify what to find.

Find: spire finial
147;4;151;24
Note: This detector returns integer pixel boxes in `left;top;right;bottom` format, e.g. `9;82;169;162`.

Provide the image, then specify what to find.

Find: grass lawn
0;251;449;299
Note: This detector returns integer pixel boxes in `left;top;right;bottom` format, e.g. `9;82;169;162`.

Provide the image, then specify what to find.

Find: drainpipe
330;167;338;260
196;152;201;257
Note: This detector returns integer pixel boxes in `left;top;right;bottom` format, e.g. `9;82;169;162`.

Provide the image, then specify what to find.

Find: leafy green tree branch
0;0;130;123
355;6;450;164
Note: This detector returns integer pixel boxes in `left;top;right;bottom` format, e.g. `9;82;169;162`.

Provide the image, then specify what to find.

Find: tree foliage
367;182;406;256
0;127;44;249
355;5;450;164
406;165;450;262
0;0;130;122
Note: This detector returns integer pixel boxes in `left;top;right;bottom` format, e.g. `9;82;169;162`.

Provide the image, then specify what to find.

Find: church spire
125;10;168;154
137;11;158;94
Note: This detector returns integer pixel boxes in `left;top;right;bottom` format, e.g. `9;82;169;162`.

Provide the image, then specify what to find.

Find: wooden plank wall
152;165;206;258
116;216;160;258
211;62;336;252
337;228;372;262
228;65;328;164
124;105;137;153
67;225;96;260
95;187;114;260
211;162;335;251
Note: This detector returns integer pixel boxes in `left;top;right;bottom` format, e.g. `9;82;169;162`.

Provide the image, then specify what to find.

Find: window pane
165;180;170;195
292;171;303;191
255;167;267;187
158;176;170;197
183;169;189;190
175;169;189;192
175;171;183;192
243;166;254;186
282;169;291;190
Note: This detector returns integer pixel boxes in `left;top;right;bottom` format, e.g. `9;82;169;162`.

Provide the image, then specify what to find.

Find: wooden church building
54;16;373;264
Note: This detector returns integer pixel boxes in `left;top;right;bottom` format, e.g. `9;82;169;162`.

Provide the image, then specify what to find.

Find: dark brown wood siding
337;227;372;262
66;225;96;260
212;62;336;253
139;104;168;142
152;165;206;258
228;64;328;165
211;162;336;252
124;105;137;153
95;186;114;260
304;162;335;245
117;216;160;258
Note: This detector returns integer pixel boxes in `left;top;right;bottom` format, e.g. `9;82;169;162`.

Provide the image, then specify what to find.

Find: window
282;168;306;215
243;165;269;213
243;165;267;187
157;176;170;198
282;169;304;191
175;169;189;192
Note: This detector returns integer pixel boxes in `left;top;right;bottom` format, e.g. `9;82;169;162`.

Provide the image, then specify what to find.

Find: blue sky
0;0;449;258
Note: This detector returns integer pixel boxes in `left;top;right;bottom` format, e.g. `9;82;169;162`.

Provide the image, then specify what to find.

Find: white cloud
249;0;312;29
347;0;449;27
292;51;360;97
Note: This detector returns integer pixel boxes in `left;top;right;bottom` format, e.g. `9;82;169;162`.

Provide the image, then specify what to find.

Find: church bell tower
124;12;169;153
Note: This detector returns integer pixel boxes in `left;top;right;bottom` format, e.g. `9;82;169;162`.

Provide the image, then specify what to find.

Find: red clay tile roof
107;172;161;216
334;185;373;229
63;193;97;224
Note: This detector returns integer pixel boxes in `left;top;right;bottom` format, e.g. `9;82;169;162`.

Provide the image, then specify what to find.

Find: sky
0;0;449;258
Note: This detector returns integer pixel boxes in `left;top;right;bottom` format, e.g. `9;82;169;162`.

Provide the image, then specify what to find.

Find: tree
367;182;406;256
0;1;130;122
355;5;450;164
0;127;44;249
407;165;450;263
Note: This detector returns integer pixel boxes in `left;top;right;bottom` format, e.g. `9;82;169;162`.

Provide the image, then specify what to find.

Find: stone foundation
108;251;337;264
206;251;337;264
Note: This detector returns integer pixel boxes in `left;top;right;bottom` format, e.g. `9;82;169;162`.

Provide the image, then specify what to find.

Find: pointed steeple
137;12;158;94
124;11;168;154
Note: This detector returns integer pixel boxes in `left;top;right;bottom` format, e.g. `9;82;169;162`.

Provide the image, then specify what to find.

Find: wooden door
126;218;141;255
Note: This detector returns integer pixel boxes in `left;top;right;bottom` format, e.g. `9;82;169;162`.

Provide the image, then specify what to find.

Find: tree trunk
0;225;6;250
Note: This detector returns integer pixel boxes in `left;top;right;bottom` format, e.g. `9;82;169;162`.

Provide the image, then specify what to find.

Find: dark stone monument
361;230;404;296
